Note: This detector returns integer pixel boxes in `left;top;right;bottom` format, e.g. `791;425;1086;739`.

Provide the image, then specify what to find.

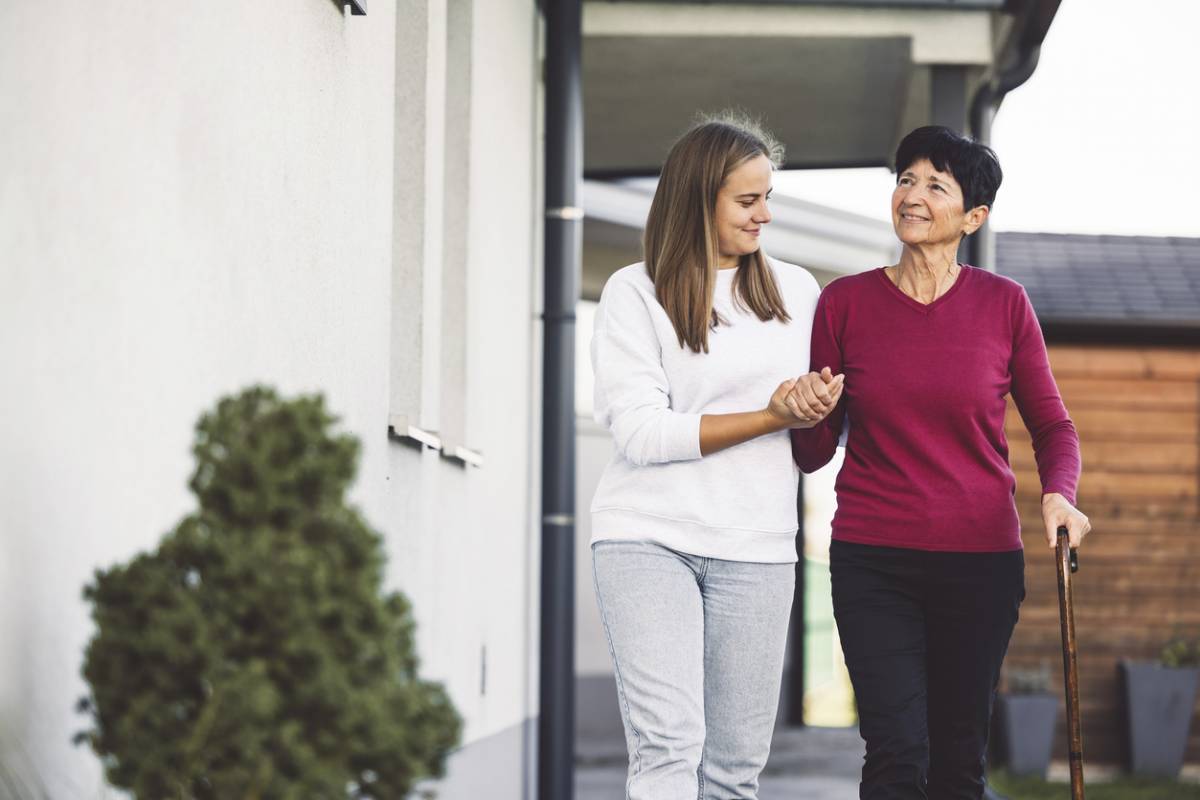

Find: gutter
969;0;1061;138
966;0;1062;270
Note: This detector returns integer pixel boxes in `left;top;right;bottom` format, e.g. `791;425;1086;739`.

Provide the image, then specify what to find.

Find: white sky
772;0;1200;238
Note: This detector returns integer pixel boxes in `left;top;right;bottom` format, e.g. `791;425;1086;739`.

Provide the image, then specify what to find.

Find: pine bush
76;386;461;799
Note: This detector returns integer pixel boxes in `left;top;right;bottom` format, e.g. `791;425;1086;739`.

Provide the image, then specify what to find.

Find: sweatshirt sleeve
1009;287;1081;503
790;287;845;473
591;277;703;467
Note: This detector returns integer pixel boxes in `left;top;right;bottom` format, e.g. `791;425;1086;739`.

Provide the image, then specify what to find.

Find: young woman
588;115;840;800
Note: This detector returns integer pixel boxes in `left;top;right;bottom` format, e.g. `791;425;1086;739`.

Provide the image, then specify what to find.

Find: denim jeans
591;540;796;800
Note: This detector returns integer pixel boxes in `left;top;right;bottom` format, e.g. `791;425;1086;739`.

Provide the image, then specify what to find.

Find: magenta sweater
790;266;1080;552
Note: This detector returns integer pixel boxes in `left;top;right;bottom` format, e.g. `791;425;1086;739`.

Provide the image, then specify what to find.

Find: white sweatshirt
589;258;821;563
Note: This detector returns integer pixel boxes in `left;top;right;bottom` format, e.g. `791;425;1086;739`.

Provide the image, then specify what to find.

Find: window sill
388;416;483;468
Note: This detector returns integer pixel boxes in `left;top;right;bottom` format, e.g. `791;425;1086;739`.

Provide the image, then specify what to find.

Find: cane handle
1057;525;1079;573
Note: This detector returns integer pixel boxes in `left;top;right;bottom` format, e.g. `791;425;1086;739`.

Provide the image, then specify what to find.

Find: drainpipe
967;0;1061;271
539;0;582;798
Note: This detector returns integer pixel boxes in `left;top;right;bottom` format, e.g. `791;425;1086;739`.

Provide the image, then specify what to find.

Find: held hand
766;379;806;427
786;368;844;425
766;368;843;429
1042;492;1091;550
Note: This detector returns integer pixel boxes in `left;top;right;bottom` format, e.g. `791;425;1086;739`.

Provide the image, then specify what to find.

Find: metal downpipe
539;0;582;798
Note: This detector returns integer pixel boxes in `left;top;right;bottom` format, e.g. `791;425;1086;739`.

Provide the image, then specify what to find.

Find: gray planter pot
1121;659;1200;777
992;692;1059;777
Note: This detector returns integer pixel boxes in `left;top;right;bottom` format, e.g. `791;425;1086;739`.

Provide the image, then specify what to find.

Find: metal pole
785;476;807;726
965;99;995;272
967;0;1063;272
539;0;582;798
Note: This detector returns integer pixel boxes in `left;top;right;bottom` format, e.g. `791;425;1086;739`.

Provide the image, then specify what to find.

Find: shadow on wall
0;737;54;800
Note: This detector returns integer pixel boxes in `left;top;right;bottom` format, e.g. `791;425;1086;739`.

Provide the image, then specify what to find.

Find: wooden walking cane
1056;525;1086;799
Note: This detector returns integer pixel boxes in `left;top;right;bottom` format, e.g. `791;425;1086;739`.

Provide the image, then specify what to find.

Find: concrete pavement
575;725;864;799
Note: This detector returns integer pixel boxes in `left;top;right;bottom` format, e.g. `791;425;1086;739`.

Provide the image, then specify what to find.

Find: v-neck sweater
790;266;1080;552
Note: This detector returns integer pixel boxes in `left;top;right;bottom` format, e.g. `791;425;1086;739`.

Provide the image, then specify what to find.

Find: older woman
788;125;1090;800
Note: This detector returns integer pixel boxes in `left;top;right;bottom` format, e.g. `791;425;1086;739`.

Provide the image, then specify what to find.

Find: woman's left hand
782;368;844;424
1041;492;1091;550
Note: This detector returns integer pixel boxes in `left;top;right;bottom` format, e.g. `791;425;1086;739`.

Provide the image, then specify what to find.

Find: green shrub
76;386;461;799
1161;632;1200;669
988;769;1200;800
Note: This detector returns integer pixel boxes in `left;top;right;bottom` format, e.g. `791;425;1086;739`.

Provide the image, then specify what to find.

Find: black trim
600;0;1003;7
1042;318;1200;345
585;158;889;181
785;475;807;726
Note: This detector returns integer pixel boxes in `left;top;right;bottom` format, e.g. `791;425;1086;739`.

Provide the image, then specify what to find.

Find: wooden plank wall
1004;344;1200;765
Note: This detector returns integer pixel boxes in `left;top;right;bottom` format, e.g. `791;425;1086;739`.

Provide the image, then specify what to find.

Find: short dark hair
893;126;1003;211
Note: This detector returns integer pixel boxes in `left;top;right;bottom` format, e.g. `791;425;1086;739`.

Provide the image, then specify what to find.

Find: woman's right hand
767;368;844;429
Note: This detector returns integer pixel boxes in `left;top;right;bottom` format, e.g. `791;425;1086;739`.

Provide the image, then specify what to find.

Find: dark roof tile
996;232;1200;325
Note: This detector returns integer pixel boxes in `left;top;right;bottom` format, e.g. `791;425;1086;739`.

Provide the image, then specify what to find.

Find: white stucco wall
388;0;542;746
0;0;541;796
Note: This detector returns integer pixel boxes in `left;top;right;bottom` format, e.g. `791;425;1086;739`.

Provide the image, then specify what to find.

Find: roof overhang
603;0;1002;7
583;1;999;175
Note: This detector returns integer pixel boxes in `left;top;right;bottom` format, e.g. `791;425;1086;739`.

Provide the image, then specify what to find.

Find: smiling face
714;154;773;267
891;158;988;249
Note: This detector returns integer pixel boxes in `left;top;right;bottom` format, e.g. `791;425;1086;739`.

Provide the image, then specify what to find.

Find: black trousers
830;539;1025;800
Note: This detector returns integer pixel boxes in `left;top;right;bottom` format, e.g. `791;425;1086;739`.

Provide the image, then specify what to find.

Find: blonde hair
643;112;790;354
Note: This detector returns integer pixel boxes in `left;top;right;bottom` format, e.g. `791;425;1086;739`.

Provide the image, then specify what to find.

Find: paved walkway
577;724;1200;798
576;725;865;800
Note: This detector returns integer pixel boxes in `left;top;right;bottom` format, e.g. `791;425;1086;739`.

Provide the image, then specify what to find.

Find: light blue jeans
591;539;796;800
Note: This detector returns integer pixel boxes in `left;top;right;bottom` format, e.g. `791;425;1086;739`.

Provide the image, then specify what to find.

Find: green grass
988;769;1200;799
